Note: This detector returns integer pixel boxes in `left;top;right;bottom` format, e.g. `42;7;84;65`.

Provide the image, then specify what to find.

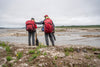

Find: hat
44;15;48;17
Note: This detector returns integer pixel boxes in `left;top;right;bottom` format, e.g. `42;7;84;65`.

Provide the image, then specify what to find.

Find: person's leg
28;32;31;46
45;33;49;46
49;33;55;46
32;31;35;46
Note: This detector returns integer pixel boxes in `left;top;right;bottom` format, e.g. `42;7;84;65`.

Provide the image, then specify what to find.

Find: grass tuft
16;52;23;60
6;56;12;61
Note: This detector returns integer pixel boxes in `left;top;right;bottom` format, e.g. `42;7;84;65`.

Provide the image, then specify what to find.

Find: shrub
6;56;12;61
16;52;23;59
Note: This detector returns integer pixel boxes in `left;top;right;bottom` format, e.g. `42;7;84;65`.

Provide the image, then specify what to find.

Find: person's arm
35;21;44;25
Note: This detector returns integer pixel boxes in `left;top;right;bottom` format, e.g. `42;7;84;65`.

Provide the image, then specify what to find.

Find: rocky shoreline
0;41;100;67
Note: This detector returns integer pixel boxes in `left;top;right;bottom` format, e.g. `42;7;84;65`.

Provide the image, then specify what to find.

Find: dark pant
45;33;54;46
28;31;35;46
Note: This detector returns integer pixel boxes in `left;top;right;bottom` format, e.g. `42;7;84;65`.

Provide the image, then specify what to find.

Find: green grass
2;64;8;67
43;52;47;56
6;56;12;61
69;47;74;52
36;50;41;55
0;41;7;47
29;54;38;61
32;54;38;59
92;48;97;51
16;52;23;59
36;43;47;50
54;56;58;60
52;61;56;64
65;51;69;56
29;50;35;54
85;55;91;59
64;47;74;52
6;46;11;52
97;54;100;59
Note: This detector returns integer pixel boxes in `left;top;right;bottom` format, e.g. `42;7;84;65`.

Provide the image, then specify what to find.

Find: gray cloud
0;0;100;27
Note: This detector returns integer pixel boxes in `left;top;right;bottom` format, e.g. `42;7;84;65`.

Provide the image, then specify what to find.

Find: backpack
26;20;35;32
44;19;53;33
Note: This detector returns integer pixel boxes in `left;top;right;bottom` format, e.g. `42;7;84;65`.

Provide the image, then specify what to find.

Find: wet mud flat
0;28;100;46
0;41;100;67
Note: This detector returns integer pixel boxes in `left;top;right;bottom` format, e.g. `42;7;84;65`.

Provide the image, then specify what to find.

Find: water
0;29;100;47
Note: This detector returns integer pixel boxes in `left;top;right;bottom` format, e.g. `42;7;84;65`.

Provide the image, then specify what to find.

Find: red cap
44;15;48;17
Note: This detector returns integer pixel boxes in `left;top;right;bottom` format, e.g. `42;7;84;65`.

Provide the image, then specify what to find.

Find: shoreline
0;41;100;67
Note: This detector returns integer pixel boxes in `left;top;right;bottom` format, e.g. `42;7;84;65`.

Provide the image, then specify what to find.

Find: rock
94;59;97;62
18;63;28;67
12;57;16;60
9;60;15;63
38;63;43;67
0;58;6;66
40;55;45;58
94;51;100;55
57;52;65;58
82;49;87;53
76;49;80;53
0;47;4;50
19;59;22;62
15;51;17;55
17;48;24;52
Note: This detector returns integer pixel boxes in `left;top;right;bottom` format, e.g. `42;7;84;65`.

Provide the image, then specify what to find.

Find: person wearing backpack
26;18;37;46
36;15;55;46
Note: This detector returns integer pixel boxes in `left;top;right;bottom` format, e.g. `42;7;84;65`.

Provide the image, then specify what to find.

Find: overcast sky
0;0;100;28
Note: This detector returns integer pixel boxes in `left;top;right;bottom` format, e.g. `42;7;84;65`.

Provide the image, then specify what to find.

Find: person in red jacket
36;15;55;46
26;18;37;46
